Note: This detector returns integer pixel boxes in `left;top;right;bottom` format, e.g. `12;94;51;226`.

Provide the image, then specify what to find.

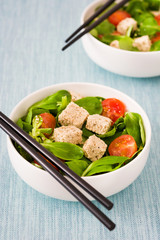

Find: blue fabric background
0;0;160;239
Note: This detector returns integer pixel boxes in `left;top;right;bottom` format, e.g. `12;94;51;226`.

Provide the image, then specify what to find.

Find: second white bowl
81;0;160;77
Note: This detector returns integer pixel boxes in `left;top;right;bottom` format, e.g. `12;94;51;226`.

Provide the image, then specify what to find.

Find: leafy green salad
90;0;160;51
15;89;145;177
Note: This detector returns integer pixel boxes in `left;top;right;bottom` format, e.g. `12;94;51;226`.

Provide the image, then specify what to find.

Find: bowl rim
8;82;152;180
80;0;160;55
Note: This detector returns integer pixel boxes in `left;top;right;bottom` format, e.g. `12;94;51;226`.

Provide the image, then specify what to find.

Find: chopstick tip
108;202;114;210
110;223;116;231
62;44;69;51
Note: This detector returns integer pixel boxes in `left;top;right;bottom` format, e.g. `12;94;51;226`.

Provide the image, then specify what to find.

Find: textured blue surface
0;0;160;239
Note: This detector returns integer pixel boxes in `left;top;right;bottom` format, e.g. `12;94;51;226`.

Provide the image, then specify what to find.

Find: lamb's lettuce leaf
75;97;103;115
41;142;84;160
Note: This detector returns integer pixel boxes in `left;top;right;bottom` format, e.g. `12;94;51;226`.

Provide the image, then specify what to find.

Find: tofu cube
151;11;160;17
132;35;151;52
85;114;112;135
117;17;137;35
58;102;89;129
69;91;82;102
83;135;107;161
110;40;120;49
53;126;82;145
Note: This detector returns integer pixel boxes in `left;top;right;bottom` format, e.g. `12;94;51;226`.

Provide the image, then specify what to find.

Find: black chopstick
0;117;115;231
65;0;116;43
62;0;129;51
0;112;115;229
0;111;113;211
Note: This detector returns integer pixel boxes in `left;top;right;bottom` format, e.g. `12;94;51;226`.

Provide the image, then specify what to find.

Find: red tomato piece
155;15;160;26
102;98;126;124
108;10;131;26
108;135;137;158
151;32;160;43
40;113;56;137
111;31;121;36
34;154;59;171
98;34;103;39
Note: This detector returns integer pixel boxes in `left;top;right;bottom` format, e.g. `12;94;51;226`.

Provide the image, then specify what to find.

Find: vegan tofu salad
90;0;160;51
15;89;145;177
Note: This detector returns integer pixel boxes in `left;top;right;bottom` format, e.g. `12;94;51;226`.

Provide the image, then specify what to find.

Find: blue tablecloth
0;1;160;239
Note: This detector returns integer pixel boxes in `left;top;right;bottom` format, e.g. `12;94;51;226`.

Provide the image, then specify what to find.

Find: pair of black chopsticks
0;111;115;231
62;0;129;51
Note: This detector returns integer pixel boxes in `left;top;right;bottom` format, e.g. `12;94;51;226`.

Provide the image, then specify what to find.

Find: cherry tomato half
40;112;56;137
102;98;126;124
155;15;160;26
151;32;160;43
108;134;137;158
108;10;131;26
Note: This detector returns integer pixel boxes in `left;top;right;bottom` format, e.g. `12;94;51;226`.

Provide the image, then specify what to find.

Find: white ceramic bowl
7;82;151;201
81;0;160;77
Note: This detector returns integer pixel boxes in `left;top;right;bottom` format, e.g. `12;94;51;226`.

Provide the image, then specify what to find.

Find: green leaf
17;118;23;129
101;33;126;45
97;126;116;138
119;36;138;51
144;0;160;10
31;90;71;110
90;29;98;38
38;128;52;134
84;165;113;176
95;20;115;36
79;156;92;164
23;122;33;132
114;116;124;125
32;115;43;129
96;96;105;101
57;95;69;112
65;156;92;164
32;108;50;118
41;142;84;160
139;17;160;36
117;122;126;131
15;143;33;162
75;97;103;115
124;112;145;147
101;34;118;44
82;156;128;176
97;156;129;164
25;109;33;124
135;12;155;24
150;40;160;51
101;117;126;145
103;131;123;145
130;145;143;160
28;115;53;142
138;114;146;146
25;90;71;124
16;118;32;132
124;0;149;18
65;160;89;176
82;127;94;138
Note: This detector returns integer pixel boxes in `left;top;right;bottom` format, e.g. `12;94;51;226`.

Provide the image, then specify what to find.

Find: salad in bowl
90;0;160;52
15;88;145;177
7;83;151;200
81;0;160;77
